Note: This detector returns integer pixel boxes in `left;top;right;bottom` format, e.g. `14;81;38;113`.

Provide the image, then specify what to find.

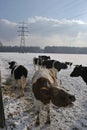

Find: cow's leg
34;64;36;71
12;79;17;88
16;78;25;98
38;65;40;70
36;111;40;126
46;105;50;124
34;99;41;126
20;87;24;97
16;79;21;98
19;76;26;97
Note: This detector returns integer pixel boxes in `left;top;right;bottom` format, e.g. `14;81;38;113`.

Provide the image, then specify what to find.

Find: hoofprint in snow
0;53;87;130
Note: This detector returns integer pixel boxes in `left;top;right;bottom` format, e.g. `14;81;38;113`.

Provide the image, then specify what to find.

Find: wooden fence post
0;70;7;129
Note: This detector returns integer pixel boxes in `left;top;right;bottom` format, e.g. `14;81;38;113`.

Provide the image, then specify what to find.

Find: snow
0;52;87;130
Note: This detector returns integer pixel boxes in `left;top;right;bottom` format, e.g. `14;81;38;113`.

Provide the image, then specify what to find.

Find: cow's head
32;78;52;105
55;61;68;71
51;87;76;107
70;65;82;77
65;62;73;66
8;61;16;69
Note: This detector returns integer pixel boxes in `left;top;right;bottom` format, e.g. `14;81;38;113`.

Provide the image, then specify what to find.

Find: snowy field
0;52;87;130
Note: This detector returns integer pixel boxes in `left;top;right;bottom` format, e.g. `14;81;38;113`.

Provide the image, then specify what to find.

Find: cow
42;60;68;71
42;60;68;81
65;61;73;66
33;57;42;70
38;55;50;61
33;55;51;71
32;68;76;125
70;65;87;84
8;61;28;97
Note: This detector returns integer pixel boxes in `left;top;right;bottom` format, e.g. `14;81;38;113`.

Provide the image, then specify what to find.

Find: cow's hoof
35;121;40;126
17;94;24;98
17;95;21;98
45;120;51;124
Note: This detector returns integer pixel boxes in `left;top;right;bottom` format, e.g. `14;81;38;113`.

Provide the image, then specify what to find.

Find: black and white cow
42;60;68;71
33;57;42;70
65;61;73;67
38;55;50;60
70;65;87;84
8;61;28;97
33;55;51;70
42;60;68;80
32;68;76;125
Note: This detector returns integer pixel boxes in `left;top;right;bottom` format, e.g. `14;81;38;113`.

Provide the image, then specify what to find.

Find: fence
0;71;7;129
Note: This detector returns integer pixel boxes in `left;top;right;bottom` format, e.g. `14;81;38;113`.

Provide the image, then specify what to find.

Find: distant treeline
0;46;43;53
0;46;87;54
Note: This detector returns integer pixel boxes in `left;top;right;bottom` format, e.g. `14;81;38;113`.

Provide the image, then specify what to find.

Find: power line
57;0;86;19
17;22;29;47
59;0;78;10
67;11;87;19
47;0;86;20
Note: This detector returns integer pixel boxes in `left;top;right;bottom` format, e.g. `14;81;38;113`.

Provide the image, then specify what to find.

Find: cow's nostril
68;95;76;102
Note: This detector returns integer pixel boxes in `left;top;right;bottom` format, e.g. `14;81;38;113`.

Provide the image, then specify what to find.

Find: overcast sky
0;0;87;48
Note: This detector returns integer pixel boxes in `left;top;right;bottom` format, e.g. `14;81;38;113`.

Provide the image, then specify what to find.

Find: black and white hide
8;61;28;97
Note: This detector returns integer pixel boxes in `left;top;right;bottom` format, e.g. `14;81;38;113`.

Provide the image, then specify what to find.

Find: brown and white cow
32;68;76;125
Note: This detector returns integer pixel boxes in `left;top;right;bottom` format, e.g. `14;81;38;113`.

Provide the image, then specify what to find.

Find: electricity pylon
17;22;29;47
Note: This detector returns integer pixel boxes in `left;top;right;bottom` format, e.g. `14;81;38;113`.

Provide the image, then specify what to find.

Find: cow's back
32;68;55;84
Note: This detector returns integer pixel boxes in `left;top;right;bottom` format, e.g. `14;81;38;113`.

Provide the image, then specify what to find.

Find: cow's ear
79;65;82;67
74;65;79;67
75;64;82;68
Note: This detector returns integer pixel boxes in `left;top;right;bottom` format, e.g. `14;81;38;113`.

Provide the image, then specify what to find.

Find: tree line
0;46;87;54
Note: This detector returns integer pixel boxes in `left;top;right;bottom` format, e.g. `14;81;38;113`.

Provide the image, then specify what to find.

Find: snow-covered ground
0;52;87;130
